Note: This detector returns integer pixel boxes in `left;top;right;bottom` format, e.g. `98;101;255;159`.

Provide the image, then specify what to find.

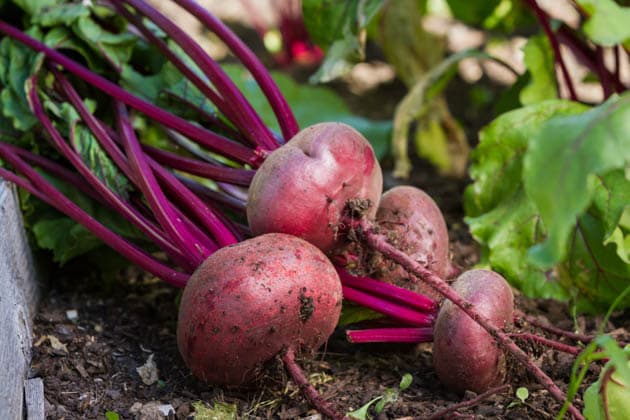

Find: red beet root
432;269;514;394
177;233;343;385
247;122;383;253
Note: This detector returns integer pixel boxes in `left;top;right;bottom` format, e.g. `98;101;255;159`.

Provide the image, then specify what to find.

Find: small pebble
66;309;79;321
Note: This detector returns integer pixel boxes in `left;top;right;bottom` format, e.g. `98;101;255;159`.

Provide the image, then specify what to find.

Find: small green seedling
347;373;414;419
508;387;529;409
104;411;120;420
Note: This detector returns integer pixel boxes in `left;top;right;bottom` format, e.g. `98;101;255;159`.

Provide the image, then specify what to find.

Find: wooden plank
24;378;45;420
0;180;39;420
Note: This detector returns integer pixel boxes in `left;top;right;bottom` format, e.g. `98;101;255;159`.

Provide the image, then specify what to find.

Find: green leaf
558;211;630;312
222;64;391;158
604;226;630;264
0;31;42;130
516;387;529;402
465;101;586;301
303;0;385;82
12;0;56;15
31;2;90;27
33;218;103;265
73;16;136;71
578;0;630;46
466;191;568;300
28;171;144;264
374;388;398;413
347;396;382;420
520;35;557;106
445;0;501;26
339;302;383;326
399;373;413;391
582;337;630;420
583;379;603;420
465;100;587;217
302;0;384;50
467;99;630;311
524;93;630;268
57;101;132;199
309;33;362;83
591;171;630;240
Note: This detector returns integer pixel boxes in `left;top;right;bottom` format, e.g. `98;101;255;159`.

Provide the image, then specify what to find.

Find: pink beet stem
346;327;433;344
342;285;435;327
337;267;438;313
509;333;582;355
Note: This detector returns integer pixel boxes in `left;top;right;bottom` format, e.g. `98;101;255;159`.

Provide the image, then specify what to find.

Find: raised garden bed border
0;180;41;419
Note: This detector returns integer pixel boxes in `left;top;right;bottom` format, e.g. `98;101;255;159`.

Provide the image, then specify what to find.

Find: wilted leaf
136;354;159;386
391;49;512;178
45;335;69;355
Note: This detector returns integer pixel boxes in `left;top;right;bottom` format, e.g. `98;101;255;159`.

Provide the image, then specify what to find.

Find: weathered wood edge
0;180;40;420
24;378;44;420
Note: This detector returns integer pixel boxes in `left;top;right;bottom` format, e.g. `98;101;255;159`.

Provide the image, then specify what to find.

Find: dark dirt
27;18;629;420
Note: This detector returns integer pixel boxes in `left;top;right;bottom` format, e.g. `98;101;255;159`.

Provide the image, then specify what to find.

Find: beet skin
247;122;383;253
371;186;450;299
432;269;514;394
176;233;343;386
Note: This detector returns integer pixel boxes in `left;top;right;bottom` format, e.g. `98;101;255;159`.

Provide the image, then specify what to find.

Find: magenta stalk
174;0;300;141
115;102;209;265
346;328;433;344
143;145;255;186
336;268;438;313
508;333;582;355
110;2;255;146
342;286;435;327
514;311;594;343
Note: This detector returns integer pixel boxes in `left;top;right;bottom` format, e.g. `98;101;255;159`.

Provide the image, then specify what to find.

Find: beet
432;269;514;394
176;233;343;385
247;122;383;253
370;186;451;299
